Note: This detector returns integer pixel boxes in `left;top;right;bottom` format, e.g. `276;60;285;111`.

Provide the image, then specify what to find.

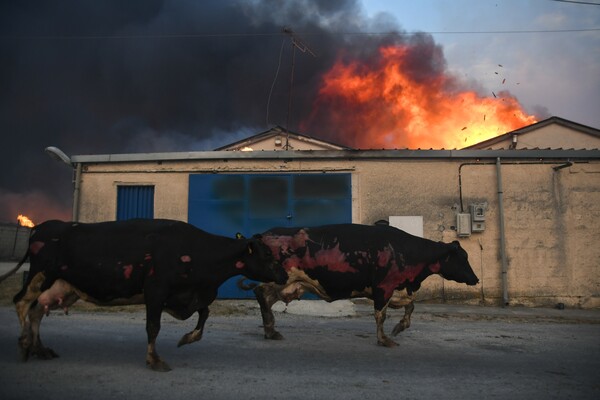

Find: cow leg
373;289;397;347
145;300;171;372
17;310;34;361
374;306;398;347
15;272;46;361
20;281;81;361
254;284;284;340
16;302;35;361
27;302;59;360
391;301;415;336
177;307;210;347
386;291;415;336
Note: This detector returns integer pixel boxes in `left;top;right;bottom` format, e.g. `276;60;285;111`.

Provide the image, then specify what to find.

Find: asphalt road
0;302;598;400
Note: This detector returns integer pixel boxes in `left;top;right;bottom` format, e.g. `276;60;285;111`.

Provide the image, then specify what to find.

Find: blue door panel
188;173;351;298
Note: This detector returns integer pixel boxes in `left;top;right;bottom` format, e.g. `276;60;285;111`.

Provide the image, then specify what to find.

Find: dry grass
0;272;22;306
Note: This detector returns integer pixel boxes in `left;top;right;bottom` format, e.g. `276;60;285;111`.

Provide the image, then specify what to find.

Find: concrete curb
263;299;600;323
226;299;600;323
272;299;356;317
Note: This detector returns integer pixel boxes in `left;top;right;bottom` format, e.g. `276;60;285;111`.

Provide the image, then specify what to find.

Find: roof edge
70;148;600;164
464;116;600;149
214;125;353;151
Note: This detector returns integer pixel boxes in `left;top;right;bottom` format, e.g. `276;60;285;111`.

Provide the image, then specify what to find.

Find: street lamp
44;146;81;222
45;146;72;166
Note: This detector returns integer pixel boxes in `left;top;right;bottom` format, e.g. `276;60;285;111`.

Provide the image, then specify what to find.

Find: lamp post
44;146;81;222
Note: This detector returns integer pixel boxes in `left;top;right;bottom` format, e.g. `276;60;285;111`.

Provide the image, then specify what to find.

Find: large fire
302;42;537;149
17;214;35;228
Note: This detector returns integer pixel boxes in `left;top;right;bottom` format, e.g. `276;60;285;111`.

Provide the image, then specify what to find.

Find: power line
283;28;316;146
550;0;600;5
331;28;600;35
2;28;599;41
266;38;286;127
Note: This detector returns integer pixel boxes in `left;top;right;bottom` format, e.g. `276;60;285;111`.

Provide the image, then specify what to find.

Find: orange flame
17;214;35;228
302;44;537;149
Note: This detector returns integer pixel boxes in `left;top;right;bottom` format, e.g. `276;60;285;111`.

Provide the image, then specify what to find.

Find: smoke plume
0;0;536;223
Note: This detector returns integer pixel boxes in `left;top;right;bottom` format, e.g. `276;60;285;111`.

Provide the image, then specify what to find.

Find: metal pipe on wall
496;157;509;306
459;159;576;307
72;163;82;222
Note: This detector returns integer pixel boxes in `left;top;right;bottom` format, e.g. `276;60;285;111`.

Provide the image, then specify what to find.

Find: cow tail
237;278;258;291
0;249;29;284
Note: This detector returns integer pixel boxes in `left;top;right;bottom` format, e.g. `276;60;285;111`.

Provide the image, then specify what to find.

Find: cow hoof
177;333;201;348
18;336;32;361
391;322;409;336
377;338;398;348
147;360;172;372
265;331;284;340
31;346;59;360
19;347;30;362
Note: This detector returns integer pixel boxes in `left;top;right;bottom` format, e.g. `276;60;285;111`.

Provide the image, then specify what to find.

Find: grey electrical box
469;203;486;232
472;221;486;232
456;213;471;237
470;203;486;222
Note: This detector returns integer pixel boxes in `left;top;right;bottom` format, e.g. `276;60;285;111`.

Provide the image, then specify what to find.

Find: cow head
438;241;479;285
236;235;288;285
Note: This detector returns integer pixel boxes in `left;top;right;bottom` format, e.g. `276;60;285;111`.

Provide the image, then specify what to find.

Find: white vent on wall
389;216;423;238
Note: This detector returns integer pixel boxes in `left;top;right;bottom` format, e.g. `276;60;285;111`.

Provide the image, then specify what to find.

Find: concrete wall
458;162;600;308
512;125;600;150
76;156;600;308
80;171;189;222
479;123;600;150
0;224;30;261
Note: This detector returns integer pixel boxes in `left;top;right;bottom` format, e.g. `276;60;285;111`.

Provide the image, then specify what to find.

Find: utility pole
282;27;316;149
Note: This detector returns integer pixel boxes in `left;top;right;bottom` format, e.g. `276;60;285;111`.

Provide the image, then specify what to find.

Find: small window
116;186;154;220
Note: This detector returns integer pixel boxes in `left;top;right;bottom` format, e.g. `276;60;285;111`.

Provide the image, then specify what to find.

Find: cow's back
262;224;401;299
37;219;192;301
264;223;418;255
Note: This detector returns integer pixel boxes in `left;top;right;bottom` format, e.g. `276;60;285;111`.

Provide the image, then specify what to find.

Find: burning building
48;116;600;308
301;36;538;149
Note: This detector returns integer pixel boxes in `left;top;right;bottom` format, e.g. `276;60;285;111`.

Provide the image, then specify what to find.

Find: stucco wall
514;125;600;149
0;224;30;261
77;157;600;308
458;162;600;308
482;124;600;150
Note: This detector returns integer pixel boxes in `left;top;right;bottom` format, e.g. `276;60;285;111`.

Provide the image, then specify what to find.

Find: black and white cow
246;223;478;347
2;219;288;371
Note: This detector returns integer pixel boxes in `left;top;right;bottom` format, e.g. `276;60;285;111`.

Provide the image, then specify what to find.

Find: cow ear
450;241;460;251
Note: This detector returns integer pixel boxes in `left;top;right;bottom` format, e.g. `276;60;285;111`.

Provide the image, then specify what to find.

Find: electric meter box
456;213;472;237
472;221;486;232
469;203;486;232
470;203;486;222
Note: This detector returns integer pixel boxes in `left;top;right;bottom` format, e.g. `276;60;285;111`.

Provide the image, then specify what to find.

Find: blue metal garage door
188;173;351;298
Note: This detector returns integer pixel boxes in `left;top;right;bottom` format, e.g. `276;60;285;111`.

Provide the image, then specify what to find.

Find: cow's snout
468;276;479;286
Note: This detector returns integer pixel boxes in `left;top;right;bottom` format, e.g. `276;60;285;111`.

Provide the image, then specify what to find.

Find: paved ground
0;300;599;400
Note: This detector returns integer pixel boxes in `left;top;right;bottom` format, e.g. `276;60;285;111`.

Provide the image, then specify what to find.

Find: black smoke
0;0;414;223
